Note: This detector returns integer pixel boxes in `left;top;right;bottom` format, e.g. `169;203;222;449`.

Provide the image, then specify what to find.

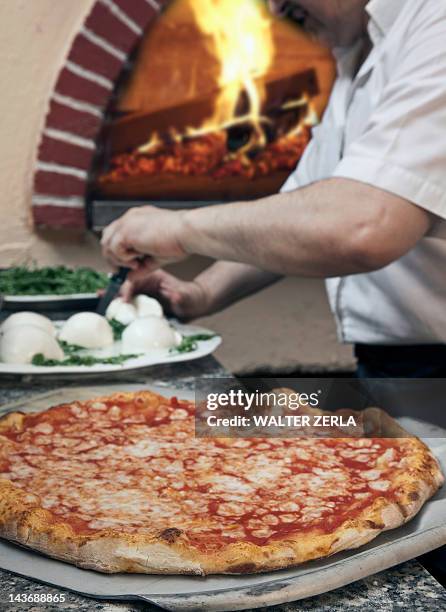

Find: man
102;0;446;378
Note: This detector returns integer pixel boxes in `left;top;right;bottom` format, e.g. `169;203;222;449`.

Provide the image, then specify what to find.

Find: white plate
4;293;98;303
0;322;221;375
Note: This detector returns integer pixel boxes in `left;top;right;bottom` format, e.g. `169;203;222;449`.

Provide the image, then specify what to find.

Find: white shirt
282;0;446;345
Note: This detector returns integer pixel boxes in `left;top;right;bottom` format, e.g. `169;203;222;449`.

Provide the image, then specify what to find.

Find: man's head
268;0;369;48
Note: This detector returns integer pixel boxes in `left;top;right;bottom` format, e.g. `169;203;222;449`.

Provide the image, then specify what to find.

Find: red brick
113;0;158;26
46;100;102;140
86;4;137;54
56;68;110;108
38;136;94;171
34;171;87;198
33;205;86;229
69;34;123;81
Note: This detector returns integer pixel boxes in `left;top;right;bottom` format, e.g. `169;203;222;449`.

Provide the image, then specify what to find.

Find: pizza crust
0;477;439;576
0;391;443;575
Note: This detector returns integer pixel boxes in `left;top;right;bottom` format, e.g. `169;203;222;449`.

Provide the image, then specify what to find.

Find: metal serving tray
0;385;445;612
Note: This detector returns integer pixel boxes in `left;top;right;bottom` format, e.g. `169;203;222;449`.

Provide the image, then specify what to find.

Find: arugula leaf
0;266;108;296
30;329;215;365
171;334;216;354
109;318;127;340
32;352;141;367
32;337;141;366
57;340;85;356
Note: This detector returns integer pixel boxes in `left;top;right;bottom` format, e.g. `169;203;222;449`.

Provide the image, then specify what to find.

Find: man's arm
194;261;280;313
181;178;433;276
101;178;433;278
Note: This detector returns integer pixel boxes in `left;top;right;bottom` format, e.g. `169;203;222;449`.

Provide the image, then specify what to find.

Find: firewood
105;69;318;155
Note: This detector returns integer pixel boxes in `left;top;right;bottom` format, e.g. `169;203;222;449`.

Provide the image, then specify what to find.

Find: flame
136;1;316;157
188;0;274;132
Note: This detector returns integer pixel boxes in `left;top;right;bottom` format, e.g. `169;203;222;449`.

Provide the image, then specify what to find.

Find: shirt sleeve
280;136;317;193
333;7;446;219
279;167;301;193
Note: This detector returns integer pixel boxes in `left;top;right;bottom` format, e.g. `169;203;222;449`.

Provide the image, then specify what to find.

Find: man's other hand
120;270;210;322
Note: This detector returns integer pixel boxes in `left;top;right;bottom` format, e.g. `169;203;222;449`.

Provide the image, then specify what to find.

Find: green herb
32;352;141;367
32;337;141;366
0;266;108;296
109;318;127;340
57;340;85;356
171;334;216;354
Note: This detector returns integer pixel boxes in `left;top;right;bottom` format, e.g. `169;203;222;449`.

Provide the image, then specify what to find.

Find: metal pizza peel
0;385;445;611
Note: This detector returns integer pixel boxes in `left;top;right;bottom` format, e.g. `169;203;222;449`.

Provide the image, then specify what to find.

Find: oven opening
87;0;333;231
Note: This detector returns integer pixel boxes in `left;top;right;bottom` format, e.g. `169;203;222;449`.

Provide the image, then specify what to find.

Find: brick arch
33;0;166;230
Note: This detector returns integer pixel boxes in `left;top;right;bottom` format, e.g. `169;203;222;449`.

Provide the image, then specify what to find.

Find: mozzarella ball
0;326;64;364
105;297;124;320
59;313;113;349
1;312;55;336
133;294;163;318
105;298;137;325
122;316;180;352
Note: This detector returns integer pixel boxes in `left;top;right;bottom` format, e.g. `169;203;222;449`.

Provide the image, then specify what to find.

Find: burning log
93;1;324;202
95;69;317;201
102;69;318;156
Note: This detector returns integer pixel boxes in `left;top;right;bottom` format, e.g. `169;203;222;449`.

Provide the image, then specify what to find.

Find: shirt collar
332;41;364;78
333;0;405;79
366;0;405;43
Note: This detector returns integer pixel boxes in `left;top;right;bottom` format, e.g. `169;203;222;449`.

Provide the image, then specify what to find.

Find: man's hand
120;269;210;321
101;206;187;273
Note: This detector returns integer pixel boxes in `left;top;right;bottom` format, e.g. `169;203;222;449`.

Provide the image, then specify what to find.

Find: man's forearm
101;178;432;279
195;261;280;314
180;178;432;277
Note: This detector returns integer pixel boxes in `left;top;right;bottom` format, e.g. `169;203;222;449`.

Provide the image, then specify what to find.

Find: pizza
0;390;443;575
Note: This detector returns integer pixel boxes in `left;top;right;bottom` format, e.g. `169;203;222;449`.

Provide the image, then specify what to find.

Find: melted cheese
0;393;407;550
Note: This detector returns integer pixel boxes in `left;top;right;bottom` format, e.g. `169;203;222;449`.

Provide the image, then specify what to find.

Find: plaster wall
0;0;104;267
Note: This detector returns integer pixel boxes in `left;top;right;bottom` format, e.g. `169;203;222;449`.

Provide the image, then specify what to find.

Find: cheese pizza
0;390;443;575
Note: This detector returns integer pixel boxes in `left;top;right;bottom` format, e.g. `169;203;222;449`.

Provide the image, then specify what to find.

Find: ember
100;127;311;184
95;0;325;202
